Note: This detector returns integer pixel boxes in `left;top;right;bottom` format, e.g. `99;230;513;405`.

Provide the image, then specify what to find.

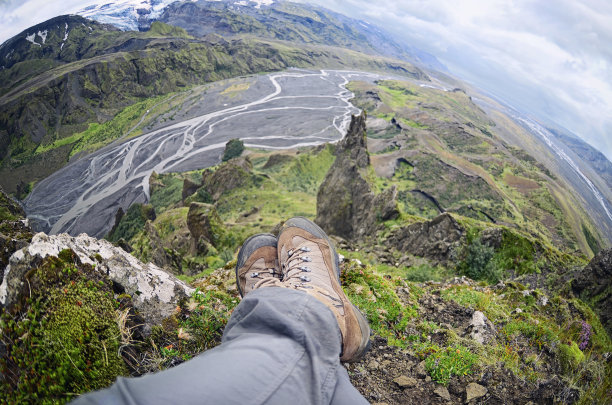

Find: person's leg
71;287;352;405
330;367;369;405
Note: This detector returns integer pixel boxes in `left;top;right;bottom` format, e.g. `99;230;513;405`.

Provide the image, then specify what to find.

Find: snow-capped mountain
77;0;276;31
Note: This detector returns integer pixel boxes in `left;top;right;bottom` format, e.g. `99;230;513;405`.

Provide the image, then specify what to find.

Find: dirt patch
503;174;540;194
346;335;569;404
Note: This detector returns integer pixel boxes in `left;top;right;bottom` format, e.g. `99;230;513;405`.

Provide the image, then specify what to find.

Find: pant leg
330;366;369;405
71;287;368;405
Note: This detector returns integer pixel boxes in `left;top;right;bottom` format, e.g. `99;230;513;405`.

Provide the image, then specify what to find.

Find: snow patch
61;22;70;51
25;33;41;47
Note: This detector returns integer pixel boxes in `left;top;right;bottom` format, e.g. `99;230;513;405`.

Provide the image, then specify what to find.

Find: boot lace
282;246;314;288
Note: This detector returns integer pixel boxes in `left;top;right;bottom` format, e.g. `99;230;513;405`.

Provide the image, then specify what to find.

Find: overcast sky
1;0;611;162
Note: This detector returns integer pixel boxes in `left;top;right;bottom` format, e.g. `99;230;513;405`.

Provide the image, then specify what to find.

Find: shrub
460;237;503;283
222;139;244;162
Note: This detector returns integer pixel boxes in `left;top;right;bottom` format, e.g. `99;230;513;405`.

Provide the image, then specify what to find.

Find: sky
1;0;611;162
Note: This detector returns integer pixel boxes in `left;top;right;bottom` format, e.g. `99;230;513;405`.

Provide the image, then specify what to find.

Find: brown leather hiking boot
235;233;281;297
277;217;371;362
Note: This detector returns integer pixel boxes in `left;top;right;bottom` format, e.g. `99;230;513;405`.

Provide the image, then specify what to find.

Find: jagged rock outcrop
316;112;399;240
187;202;225;253
0;187;32;280
201;156;256;201
182;178;201;202
572;248;612;336
145;220;179;272
386;213;464;264
263;153;294;169
0;232;193;332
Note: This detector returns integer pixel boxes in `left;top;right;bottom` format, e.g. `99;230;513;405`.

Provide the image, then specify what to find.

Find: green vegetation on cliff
0;251;129;404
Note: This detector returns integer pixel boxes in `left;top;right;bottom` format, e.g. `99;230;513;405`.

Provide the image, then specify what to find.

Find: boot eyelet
300;275;311;282
302;257;312;262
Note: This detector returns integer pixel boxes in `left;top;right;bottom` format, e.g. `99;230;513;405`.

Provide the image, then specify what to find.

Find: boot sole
235;233;277;297
282;217;371;362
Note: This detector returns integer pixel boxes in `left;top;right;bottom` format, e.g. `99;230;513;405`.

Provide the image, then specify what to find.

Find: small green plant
0;252;129;404
424;346;478;385
180;289;238;350
341;262;416;347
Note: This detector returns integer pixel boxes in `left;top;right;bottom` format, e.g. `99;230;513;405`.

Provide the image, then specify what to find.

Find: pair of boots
235;217;371;363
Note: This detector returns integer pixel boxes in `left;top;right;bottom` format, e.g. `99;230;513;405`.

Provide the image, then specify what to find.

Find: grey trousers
72;287;369;405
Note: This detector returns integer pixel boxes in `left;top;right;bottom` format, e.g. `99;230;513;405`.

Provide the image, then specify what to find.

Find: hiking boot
235;233;281;297
278;217;371;362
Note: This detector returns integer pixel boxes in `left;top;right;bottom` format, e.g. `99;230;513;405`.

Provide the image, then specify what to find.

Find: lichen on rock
1;232;194;331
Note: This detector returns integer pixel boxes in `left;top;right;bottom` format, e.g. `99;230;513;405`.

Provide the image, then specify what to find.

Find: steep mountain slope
344;80;606;256
550;127;612;193
76;0;445;71
157;0;444;69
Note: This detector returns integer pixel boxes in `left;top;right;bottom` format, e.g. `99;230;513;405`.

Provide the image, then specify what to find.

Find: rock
0;232;194;333
415;360;427;378
187;202;225;248
434;386;451;401
480;227;503;248
262;153;294;169
316;112;399;241
145;221;180;272
465;382;487;402
466;310;496;344
393;375;417;388
182;178;201;201
0;187;33;281
201;156;256;201
386;213;464;264
572;248;612;336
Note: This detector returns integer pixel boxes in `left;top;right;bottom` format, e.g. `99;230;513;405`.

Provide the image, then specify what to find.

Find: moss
0;253;128;404
581;223;601;256
341;262;416;347
559;342;585;374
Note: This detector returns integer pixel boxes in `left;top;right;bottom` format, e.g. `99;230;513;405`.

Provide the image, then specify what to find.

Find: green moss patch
0;251;130;404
